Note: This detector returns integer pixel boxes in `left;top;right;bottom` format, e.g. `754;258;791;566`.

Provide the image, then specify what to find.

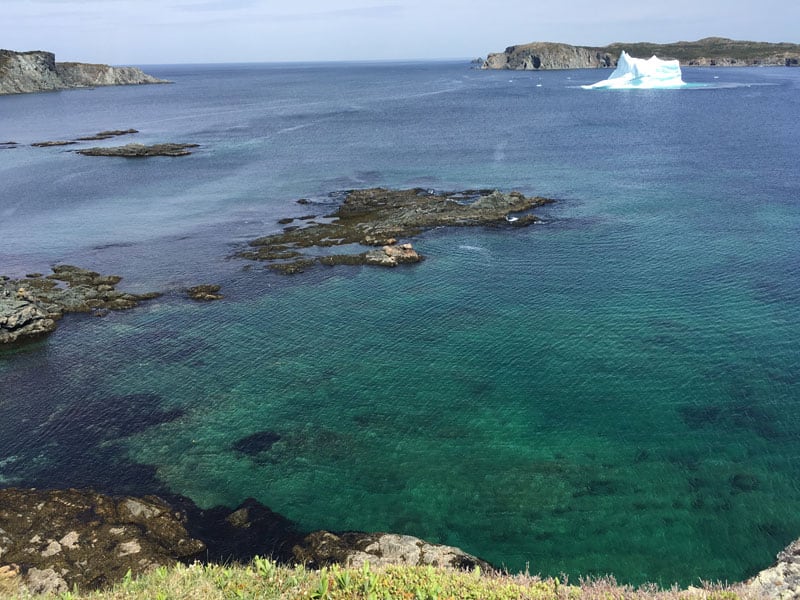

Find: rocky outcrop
76;143;199;157
747;538;800;598
293;531;492;571
0;50;168;95
0;266;160;345
483;42;614;70
241;188;553;274
0;490;488;593
363;243;422;267
482;37;800;70
186;284;224;301
0;488;205;593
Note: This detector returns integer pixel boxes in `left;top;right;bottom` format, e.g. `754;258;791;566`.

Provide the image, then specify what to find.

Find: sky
2;0;799;65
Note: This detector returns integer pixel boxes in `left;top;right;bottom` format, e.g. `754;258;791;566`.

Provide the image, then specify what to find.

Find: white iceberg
582;51;686;89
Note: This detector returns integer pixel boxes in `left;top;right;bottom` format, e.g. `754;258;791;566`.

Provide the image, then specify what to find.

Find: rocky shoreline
481;37;800;70
0;266;161;345
0;50;168;95
0;487;796;596
0;488;488;594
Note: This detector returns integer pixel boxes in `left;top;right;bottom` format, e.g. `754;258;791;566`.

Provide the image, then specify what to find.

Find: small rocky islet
240;187;553;274
75;142;199;157
26;128;199;157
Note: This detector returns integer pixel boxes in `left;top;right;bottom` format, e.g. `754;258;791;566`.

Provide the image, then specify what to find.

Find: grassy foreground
0;558;758;600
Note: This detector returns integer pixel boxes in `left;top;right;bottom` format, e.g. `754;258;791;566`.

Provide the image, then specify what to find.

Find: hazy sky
3;0;798;65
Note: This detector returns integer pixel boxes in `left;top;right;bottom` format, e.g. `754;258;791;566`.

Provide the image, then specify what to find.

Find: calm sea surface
1;61;799;585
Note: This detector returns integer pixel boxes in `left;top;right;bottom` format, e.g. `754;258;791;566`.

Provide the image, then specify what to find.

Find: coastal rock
747;538;800;598
0;50;168;95
75;129;138;141
293;531;492;571
241;188;552;273
483;42;613;70
0;266;160;345
187;284;223;301
0;297;57;344
30;140;77;148
364;244;421;267
0;488;205;593
76;143;199;157
481;37;800;70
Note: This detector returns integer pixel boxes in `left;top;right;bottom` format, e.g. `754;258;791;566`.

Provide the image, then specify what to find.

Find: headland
481;37;800;70
0;50;168;95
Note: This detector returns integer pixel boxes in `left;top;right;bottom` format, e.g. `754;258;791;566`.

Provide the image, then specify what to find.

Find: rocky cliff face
482;37;800;70
746;538;800;598
0;50;167;95
482;42;614;70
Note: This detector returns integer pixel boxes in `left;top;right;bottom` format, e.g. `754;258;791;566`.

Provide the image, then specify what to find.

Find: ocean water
1;61;799;586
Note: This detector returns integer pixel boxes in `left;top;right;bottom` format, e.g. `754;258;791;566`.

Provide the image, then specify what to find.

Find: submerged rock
0;265;160;345
241;188;552;273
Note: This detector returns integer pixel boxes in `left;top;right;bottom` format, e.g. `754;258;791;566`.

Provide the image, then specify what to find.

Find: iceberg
582;51;686;89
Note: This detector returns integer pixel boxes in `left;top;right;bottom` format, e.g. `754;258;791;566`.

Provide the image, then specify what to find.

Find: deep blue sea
1;61;799;586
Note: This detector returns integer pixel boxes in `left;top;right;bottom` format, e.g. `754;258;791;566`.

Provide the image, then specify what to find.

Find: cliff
482;37;800;70
0;50;168;95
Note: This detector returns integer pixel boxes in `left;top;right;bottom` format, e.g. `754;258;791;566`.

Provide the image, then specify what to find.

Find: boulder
364;244;422;267
293;531;492;571
0;297;57;344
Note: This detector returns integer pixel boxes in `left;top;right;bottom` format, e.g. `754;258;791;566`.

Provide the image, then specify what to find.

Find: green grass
0;559;758;600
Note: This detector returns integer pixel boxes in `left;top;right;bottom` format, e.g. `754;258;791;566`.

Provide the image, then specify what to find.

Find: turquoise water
1;62;799;585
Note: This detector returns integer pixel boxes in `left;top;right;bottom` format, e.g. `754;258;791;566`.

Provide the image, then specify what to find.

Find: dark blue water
1;62;800;586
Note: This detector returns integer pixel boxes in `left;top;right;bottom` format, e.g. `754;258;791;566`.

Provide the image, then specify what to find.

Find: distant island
481;37;800;70
0;49;168;95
